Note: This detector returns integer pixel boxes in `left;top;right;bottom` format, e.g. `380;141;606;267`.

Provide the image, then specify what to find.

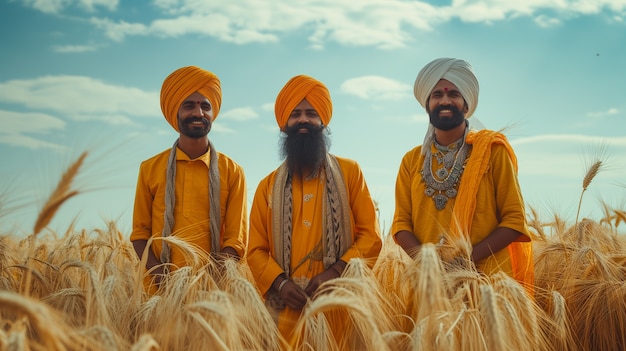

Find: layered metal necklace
420;128;470;210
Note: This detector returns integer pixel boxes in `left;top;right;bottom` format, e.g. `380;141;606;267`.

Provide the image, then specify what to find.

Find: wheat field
1;152;625;351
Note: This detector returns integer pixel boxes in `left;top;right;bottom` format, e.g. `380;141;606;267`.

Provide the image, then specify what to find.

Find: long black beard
178;116;212;138
428;105;466;131
280;124;329;177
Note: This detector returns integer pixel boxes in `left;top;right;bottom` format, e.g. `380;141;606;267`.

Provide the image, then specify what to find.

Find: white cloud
219;107;259;121
210;123;235;134
341;76;412;100
20;0;118;14
261;103;274;112
23;0;626;48
587;108;619;118
512;133;626;147
534;14;562;28
0;76;159;122
0;110;66;134
52;44;99;53
513;135;626;186
0;110;67;149
91;0;442;48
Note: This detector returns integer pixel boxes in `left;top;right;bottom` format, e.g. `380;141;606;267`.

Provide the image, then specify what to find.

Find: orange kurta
247;155;382;339
131;146;247;270
391;131;532;285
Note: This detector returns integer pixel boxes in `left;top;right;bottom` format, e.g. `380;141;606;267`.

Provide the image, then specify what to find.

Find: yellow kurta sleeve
217;153;248;258
247;172;285;296
391;146;423;239
130;156;158;242
485;145;529;239
334;157;382;266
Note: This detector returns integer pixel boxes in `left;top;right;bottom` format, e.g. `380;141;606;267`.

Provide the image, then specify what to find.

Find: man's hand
279;280;309;310
147;263;166;286
304;268;340;297
218;246;240;261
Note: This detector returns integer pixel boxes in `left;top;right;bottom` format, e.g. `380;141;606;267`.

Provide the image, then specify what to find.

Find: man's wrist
272;273;288;292
330;260;347;276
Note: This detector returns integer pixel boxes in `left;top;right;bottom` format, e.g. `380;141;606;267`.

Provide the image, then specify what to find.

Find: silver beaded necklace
420;125;470;210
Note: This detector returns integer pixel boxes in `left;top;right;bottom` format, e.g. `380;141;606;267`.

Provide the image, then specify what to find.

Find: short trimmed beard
428;105;466;131
178;116;212;138
280;123;330;177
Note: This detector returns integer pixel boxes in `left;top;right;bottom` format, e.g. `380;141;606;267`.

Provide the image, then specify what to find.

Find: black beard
428;105;466;131
178;116;211;138
280;123;329;177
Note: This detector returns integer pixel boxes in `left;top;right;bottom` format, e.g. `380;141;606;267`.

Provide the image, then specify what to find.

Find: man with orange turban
247;75;382;342
392;58;533;293
130;66;247;292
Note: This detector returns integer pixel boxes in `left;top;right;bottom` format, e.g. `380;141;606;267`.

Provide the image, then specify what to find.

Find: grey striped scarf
160;138;221;264
272;153;352;277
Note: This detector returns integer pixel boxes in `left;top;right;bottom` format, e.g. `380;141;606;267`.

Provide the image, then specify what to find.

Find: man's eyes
290;111;318;118
182;102;211;110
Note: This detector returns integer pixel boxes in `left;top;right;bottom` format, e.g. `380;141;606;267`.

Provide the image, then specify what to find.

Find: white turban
413;58;480;151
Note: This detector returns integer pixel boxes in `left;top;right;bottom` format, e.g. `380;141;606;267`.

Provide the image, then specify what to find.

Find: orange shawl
452;130;534;289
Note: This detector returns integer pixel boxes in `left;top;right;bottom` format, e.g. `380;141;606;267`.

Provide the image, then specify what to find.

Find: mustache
182;116;209;125
284;123;323;135
431;104;462;115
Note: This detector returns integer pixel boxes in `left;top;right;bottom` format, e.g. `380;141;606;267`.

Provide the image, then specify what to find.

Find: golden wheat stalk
33;152;87;236
575;160;602;242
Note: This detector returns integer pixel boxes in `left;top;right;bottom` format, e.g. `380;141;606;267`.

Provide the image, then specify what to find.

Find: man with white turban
131;66;247;293
247;74;382;343
392;58;533;293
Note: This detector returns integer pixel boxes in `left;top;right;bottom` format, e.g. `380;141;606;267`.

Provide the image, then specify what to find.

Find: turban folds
414;58;479;119
275;75;332;129
160;66;222;132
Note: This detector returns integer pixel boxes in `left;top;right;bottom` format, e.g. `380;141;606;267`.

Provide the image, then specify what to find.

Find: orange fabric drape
452;130;534;290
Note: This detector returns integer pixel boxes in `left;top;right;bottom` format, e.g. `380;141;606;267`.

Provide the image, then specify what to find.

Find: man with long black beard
391;58;534;294
130;66;248;294
247;74;382;344
281;119;329;177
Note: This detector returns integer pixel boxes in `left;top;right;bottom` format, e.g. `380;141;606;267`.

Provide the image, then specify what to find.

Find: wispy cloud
90;0;441;48
219;107;259;121
0;110;67;149
534;15;562;28
341;76;412;100
512;134;626;147
511;134;626;146
587;108;619;118
73;0;626;49
0;75;159;122
20;0;119;14
52;44;99;53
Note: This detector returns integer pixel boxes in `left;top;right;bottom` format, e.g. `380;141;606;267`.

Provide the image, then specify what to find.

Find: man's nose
295;113;310;123
193;103;204;116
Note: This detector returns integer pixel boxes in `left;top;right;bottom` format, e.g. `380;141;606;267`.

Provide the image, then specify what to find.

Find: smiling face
427;79;468;131
177;91;213;138
285;99;323;133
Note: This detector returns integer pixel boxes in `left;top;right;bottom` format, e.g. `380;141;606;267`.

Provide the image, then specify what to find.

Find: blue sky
1;0;625;236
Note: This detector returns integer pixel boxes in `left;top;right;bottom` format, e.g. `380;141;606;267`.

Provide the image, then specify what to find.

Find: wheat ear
33;152;87;236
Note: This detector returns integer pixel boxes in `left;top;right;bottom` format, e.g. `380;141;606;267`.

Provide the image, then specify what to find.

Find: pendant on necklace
436;167;448;178
433;194;448;210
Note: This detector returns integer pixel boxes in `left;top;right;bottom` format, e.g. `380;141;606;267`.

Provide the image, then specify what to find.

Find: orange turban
275;75;332;129
160;66;222;132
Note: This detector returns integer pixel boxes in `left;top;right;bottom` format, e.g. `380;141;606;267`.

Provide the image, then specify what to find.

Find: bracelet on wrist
277;278;289;294
330;262;344;276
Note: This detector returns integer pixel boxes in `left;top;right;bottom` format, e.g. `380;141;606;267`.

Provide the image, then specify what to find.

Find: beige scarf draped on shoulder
271;153;353;278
